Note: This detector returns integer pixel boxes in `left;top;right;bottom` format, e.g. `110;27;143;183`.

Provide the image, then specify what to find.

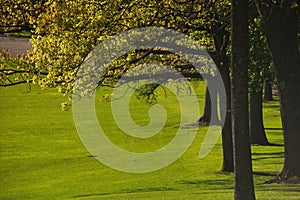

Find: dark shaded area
264;127;282;130
265;177;300;184
122;187;177;193
263;104;280;108
253;171;277;177
251;143;284;147
256;0;300;179
252;152;284;156
73;187;177;198
250;90;269;145
87;155;97;158
263;80;273;101
176;179;234;190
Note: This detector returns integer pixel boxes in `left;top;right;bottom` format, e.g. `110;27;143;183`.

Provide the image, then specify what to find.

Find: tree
0;0;51;34
0;0;234;172
31;0;234;173
231;0;256;199
197;86;220;125
263;79;273;101
249;90;269;145
214;51;234;172
209;36;233;172
255;0;300;181
249;16;272;145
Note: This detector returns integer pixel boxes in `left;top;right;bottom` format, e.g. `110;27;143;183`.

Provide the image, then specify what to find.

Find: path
0;35;32;57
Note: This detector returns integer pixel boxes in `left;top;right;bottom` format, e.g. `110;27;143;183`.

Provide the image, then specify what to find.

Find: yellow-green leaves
1;0;231;104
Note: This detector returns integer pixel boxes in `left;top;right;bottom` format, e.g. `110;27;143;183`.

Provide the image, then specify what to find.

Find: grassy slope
0;82;299;200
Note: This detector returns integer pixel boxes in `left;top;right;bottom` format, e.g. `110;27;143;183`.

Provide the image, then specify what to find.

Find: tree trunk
250;89;269;145
211;50;234;172
263;79;273;101
231;0;256;199
197;23;234;173
218;54;234;172
198;86;220;125
263;5;300;179
198;86;212;125
255;0;300;180
205;25;234;172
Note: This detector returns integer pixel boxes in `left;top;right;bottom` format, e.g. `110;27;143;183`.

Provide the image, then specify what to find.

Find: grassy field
1;82;299;200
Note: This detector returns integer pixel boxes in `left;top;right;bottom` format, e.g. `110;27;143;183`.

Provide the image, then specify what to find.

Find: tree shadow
265;176;300;184
176;179;233;190
251;142;284;146
121;187;177;193
264;127;282;130
252;152;284;156
267;143;284;146
73;187;177;199
264;104;280;108
253;171;277;177
252;151;284;161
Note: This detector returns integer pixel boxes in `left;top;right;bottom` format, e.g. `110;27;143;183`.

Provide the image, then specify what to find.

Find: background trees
1;0;299;195
249;16;272;145
255;0;300;181
0;0;51;34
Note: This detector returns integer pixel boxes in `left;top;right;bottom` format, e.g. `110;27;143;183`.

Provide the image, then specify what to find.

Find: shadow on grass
176;179;233;190
252;151;284;161
262;187;300;192
264;104;280;108
257;183;300;192
192;190;233;196
251;142;284;146
264;127;283;131
252;152;284;156
265;176;300;184
253;171;277;177
267;143;284;146
73;187;177;198
121;187;177;194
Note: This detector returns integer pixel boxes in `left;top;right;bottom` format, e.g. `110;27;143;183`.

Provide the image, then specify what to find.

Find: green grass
9;31;32;38
0;82;299;199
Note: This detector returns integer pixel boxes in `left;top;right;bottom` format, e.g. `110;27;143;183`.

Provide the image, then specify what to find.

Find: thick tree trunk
256;0;300;180
211;51;234;172
231;0;256;199
279;82;300;179
198;86;212;125
196;24;234;173
218;54;234;172
198;86;220;125
263;79;273;101
250;89;269;145
206;27;233;172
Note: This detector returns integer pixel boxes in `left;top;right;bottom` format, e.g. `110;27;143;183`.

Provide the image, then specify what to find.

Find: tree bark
198;86;220;125
218;53;234;172
231;0;256;199
263;79;273;101
250;89;269;145
208;47;234;172
255;1;300;179
198;86;212;125
207;19;234;172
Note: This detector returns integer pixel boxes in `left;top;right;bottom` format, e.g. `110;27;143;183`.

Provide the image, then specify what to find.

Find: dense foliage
1;0;232;107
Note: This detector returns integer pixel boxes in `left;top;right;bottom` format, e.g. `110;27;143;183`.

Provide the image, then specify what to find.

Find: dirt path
0;35;32;57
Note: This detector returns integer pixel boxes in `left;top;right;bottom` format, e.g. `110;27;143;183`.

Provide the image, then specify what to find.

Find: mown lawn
0;82;299;199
